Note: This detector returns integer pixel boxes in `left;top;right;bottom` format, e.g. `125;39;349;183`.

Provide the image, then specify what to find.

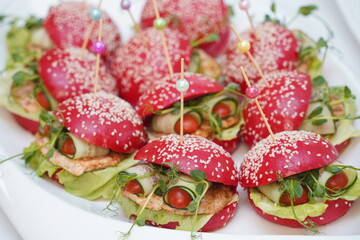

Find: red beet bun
43;1;121;60
239;130;339;188
248;189;352;227
135;134;239;186
56;91;148;154
135;72;222;118
140;0;230;57
110;28;192;106
222;22;299;93
39;47;118;103
241;70;312;148
11;113;39;134
213;137;240;156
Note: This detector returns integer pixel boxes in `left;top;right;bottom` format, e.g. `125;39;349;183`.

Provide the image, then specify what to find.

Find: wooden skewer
179;58;185;144
245;9;259;40
93;18;103;99
151;0;174;77
82;0;104;50
128;10;141;33
238;0;259;40
230;25;269;88
240;66;276;143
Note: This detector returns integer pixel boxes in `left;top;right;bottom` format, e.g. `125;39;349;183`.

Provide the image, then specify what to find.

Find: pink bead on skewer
241;66;276;143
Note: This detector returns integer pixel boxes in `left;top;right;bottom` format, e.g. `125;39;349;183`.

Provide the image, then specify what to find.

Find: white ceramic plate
0;0;360;239
335;0;360;46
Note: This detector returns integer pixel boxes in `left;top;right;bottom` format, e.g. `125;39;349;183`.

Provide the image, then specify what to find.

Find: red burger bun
222;22;299;93
241;70;312;148
56;91;148;154
240;130;339;188
43;1;121;60
39;47;118;103
135;134;239;186
248;189;353;227
12;113;39;134
135;72;223;119
110;28;192;106
140;0;230;57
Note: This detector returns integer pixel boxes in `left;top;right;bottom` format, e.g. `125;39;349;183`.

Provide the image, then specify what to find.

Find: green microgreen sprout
186;170;209;240
191;33;219;48
118;183;161;240
277;172;320;233
101;188;121;217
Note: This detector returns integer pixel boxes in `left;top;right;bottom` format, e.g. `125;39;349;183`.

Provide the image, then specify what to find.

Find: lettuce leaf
328;87;360;145
250;188;328;221
118;195;213;231
339;177;360;201
0;68;40;121
57;155;139;200
25;145;139;200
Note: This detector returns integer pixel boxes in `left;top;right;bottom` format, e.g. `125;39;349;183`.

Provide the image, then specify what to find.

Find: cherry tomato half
279;185;309;206
35;91;51;111
125;180;143;195
174;114;200;134
326;171;348;194
212;102;231;119
61;138;76;156
166;187;192;209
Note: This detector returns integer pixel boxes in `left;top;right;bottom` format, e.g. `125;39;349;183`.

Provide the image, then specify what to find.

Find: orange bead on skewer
230;25;269;88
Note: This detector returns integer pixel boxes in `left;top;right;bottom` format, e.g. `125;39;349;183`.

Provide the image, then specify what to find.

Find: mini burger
241;69;360;153
140;0;231;57
136;72;243;154
222;22;299;93
117;134;239;235
25;91;148;200
239;130;360;229
43;1;121;61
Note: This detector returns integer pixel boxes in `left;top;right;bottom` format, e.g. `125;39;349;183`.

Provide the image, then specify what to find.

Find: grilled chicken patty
35;133;125;176
121;182;235;215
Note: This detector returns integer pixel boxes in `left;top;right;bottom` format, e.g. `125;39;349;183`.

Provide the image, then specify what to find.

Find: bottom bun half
248;189;352;228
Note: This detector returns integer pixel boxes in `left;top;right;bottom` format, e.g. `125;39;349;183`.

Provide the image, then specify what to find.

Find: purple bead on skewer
121;0;131;10
92;41;106;54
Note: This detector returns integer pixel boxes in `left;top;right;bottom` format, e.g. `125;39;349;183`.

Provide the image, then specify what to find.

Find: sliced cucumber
151;109;202;134
57;132;110;159
318;163;358;196
299;101;335;135
123;164;160;197
163;174;211;209
201;96;238;120
257;182;283;204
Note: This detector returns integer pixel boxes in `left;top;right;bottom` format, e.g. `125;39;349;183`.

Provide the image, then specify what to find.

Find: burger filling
0;17;56;121
150;94;243;141
299;85;360;147
117;163;238;231
250;163;360;223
